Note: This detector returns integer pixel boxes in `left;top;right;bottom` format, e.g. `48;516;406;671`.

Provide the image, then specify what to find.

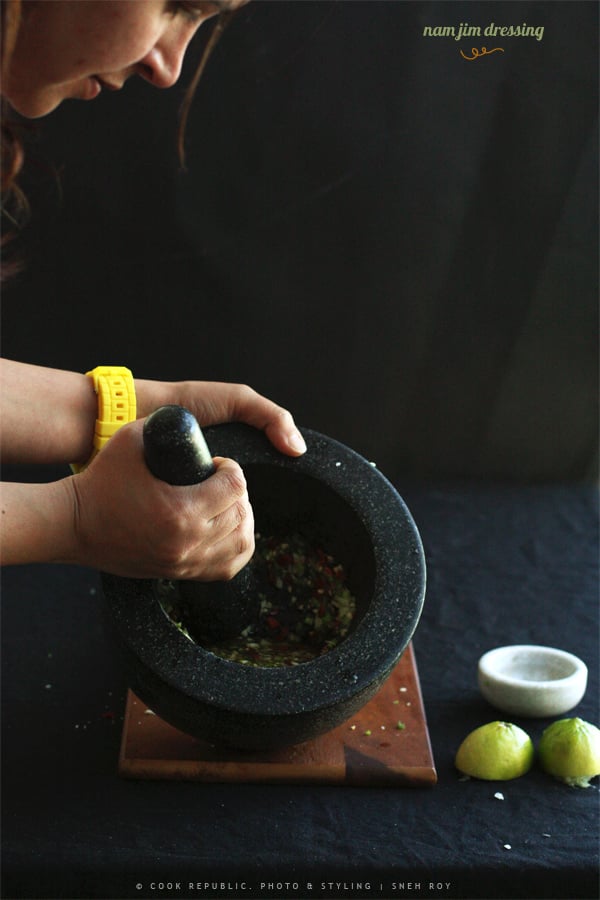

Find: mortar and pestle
102;406;426;751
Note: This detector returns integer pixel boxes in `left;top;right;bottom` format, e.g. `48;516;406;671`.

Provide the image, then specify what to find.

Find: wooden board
118;643;436;787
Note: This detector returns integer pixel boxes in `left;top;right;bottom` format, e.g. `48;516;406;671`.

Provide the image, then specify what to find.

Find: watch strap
71;365;136;473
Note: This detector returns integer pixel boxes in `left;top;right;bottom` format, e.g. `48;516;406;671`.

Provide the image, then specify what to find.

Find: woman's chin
5;79;100;119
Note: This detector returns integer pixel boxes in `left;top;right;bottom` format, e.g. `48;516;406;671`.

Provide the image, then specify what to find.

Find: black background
2;5;599;898
2;0;598;483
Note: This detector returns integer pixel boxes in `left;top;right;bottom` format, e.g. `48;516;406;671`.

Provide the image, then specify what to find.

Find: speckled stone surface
102;424;426;750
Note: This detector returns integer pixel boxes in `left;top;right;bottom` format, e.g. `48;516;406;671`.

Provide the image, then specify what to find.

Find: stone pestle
143;405;259;643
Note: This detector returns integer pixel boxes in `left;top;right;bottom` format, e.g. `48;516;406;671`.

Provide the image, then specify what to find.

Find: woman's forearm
0;359;306;469
0;359;182;466
0;358;97;465
0;478;76;565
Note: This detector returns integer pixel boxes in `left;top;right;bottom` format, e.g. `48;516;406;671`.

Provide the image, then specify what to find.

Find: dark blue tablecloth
2;482;598;900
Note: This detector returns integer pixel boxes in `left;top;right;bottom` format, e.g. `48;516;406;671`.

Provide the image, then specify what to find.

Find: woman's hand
0;361;307;464
135;378;307;458
64;419;255;580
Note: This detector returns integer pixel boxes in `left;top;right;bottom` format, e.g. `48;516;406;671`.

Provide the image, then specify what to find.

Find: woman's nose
137;32;194;89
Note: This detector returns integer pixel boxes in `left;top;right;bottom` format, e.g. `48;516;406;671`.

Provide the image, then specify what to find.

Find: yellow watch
71;366;136;473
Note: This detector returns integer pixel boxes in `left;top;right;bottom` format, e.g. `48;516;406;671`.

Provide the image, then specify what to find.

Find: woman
0;0;307;580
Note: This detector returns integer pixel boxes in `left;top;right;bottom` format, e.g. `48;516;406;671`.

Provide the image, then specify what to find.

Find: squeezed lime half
455;721;534;781
538;717;600;788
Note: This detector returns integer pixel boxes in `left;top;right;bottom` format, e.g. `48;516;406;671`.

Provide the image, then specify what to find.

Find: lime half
455;721;534;780
538;717;600;788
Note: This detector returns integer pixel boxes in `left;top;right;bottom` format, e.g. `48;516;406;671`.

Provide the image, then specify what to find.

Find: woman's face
3;0;247;118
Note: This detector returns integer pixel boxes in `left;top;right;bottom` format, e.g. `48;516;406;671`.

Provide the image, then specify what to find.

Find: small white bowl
478;645;588;718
